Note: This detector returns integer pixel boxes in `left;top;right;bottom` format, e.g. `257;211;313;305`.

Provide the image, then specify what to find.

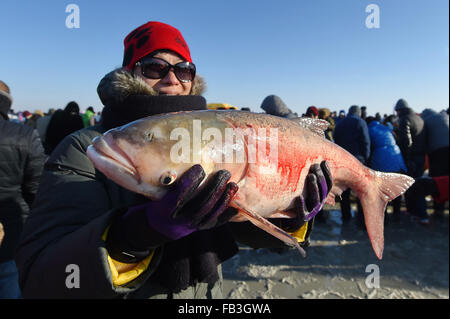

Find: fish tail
357;171;415;260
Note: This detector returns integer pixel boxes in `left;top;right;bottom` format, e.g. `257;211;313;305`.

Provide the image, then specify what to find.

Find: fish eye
160;172;177;186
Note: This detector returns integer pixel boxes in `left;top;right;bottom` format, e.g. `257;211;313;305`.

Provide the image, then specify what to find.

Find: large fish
86;110;415;259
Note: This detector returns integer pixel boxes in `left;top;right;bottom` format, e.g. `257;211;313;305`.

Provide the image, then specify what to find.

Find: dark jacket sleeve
21;129;46;208
397;117;412;159
359;120;371;163
15;130;160;298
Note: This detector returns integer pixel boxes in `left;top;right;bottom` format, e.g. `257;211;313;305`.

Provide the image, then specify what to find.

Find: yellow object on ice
207;103;238;110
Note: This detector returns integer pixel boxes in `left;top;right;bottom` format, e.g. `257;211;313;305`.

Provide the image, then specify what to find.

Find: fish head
87;114;212;200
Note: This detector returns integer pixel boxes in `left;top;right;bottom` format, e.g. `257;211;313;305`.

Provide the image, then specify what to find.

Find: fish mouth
90;135;139;180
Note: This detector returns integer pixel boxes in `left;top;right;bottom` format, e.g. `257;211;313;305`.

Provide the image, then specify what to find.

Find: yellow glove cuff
103;225;154;286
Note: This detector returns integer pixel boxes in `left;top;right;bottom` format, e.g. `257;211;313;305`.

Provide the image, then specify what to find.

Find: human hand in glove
106;165;239;262
231;161;333;249
272;161;333;232
140;164;239;240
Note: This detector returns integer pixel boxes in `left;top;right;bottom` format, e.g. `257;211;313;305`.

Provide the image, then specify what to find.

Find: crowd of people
261;94;449;226
7;104;102;155
0;20;448;300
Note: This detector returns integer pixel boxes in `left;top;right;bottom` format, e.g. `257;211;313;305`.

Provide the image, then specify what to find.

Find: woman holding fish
14;21;332;298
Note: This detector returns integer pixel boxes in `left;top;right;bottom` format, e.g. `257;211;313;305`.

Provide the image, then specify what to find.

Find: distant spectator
335;109;346;125
318;108;335;141
394;99;428;224
82;106;96;128
0;80;46;298
360;106;367;121
261;95;298;119
35;108;55;147
421;108;449;176
333;105;370;224
23;111;32;124
407;175;449;220
375;112;382;122
25;110;44;130
383;114;397;132
330;111;337;122
366;116;407;221
95;111;102;124
305;106;319;119
421;108;449;216
45;101;84;155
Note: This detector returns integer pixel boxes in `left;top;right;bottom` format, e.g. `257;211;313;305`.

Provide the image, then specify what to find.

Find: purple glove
134;164;239;240
272;161;333;232
106;165;239;262
300;161;333;222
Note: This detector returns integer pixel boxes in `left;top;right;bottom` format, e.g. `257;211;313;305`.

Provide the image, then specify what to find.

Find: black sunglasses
135;57;196;83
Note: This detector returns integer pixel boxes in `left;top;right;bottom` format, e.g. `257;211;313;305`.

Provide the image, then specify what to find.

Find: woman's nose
161;68;179;84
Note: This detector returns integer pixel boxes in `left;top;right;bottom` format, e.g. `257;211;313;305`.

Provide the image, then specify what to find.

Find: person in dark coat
360;106;367;121
260;94;298;119
333;105;371;224
394;99;428;224
15;22;333;299
421;108;449;216
44;101;84;155
0;80;46;298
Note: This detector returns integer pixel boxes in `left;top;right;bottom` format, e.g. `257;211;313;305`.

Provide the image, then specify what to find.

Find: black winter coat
396;108;427;160
45;109;84;155
0;118;45;262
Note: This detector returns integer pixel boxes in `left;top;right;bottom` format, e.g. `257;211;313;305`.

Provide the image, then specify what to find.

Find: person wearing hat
0;80;46;298
394;99;428;224
305;106;319;119
260;94;298;119
318;108;335;142
44;101;84;155
333;105;371;224
15;22;332;299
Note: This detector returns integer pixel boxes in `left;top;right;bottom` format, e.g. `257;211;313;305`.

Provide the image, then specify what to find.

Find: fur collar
97;68;206;107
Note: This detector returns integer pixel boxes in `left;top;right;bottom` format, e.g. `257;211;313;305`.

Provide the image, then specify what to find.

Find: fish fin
230;201;307;257
292;117;329;138
358;171;415;260
269;210;297;218
325;193;336;206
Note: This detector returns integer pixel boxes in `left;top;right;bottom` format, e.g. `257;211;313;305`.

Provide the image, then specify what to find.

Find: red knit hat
306;106;319;116
122;21;192;70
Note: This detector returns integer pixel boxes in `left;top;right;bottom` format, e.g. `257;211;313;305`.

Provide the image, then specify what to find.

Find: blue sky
0;0;448;116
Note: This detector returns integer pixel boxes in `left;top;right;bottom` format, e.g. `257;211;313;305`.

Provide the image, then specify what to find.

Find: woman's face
133;51;193;96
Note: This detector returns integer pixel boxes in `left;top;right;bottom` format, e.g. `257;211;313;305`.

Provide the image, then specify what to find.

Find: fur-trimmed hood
97;67;206;107
0;86;13;120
